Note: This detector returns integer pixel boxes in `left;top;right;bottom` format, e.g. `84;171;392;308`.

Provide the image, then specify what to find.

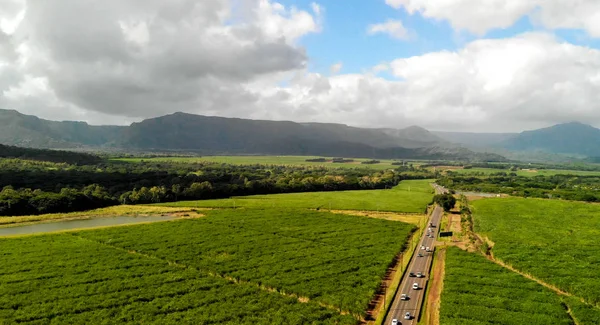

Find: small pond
0;216;178;237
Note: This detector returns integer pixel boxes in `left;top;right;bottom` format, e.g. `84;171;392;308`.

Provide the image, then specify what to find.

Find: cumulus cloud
386;0;600;37
2;1;600;133
0;0;320;121
367;19;410;40
251;33;600;132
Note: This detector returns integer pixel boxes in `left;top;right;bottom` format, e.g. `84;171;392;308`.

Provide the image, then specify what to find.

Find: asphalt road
385;184;447;325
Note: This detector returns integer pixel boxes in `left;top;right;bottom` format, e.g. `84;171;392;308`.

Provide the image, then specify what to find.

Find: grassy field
157;179;434;213
440;247;574;325
0;205;198;227
113;155;410;170
450;167;600;177
0;209;415;323
471;197;600;322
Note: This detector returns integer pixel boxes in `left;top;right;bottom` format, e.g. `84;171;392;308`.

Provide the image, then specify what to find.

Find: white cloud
2;1;600;134
367;19;410;40
330;62;342;74
386;0;600;37
0;0;322;122
249;33;600;132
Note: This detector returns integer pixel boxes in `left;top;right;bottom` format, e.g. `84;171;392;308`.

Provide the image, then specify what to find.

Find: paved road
385;184;447;325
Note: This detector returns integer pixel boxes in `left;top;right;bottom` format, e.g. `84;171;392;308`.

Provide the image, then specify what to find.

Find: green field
0;209;415;323
440;247;573;325
471;197;600;322
157;179;434;213
113;156;408;170
450;167;600;177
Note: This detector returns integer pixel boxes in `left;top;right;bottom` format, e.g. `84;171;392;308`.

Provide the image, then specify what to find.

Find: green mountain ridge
0;109;506;161
500;122;600;157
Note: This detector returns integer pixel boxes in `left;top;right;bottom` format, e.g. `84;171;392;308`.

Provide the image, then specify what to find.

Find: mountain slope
500;122;600;157
0;109;123;148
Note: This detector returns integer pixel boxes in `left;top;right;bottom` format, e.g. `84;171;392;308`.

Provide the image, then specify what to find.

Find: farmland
471;197;600;322
113;155;413;170
158;179;434;213
439;247;574;325
0;208;415;323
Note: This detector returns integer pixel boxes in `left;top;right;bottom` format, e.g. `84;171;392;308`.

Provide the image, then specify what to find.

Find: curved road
385;184;447;325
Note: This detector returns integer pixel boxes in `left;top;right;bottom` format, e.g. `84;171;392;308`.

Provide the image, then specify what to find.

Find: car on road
404;312;411;320
400;293;409;300
409;272;416;277
426;247;432;252
412;283;419;290
416;272;424;278
420;245;425;250
391;318;399;325
417;253;423;257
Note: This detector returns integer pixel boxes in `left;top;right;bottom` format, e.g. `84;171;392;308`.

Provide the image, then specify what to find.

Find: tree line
0;158;435;216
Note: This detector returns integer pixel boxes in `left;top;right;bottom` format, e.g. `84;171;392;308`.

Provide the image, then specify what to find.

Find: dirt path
425;248;445;325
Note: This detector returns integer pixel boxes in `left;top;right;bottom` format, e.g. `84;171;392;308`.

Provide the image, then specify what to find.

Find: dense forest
0;157;435;216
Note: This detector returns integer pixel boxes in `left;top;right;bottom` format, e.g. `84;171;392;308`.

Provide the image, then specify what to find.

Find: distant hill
0;109;506;161
500;122;600;157
0;109;123;148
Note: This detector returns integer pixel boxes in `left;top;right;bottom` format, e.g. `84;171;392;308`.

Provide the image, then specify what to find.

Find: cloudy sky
1;0;600;132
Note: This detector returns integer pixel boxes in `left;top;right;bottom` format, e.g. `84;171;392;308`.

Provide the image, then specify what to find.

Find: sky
1;1;600;132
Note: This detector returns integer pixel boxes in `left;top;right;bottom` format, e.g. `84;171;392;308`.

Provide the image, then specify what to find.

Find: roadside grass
0;205;199;227
112;155;404;170
157;180;434;213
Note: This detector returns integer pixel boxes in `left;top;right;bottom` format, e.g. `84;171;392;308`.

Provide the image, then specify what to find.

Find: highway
385;184;447;325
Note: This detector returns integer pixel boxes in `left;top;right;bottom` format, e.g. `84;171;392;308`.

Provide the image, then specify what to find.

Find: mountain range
0;109;504;161
2;108;599;161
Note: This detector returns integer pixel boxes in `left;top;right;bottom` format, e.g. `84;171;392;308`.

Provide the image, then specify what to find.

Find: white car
391;319;398;325
400;293;409;300
412;283;419;290
404;312;411;320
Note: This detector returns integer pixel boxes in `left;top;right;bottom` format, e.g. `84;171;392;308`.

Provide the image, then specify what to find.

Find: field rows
0;234;356;324
75;209;416;314
440;247;573;325
0;209;415;324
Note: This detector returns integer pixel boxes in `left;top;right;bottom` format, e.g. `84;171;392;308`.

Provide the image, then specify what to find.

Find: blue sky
279;0;600;75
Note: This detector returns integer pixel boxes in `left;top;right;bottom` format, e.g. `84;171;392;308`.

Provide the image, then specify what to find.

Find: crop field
440;247;574;325
113;156;407;170
471;197;600;322
158;179;434;213
0;234;356;324
0;209;415;323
